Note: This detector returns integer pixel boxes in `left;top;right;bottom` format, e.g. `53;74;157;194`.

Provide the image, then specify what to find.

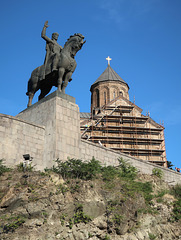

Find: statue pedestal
17;91;80;169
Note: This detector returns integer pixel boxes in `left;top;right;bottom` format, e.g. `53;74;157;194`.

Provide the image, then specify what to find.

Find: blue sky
1;0;181;169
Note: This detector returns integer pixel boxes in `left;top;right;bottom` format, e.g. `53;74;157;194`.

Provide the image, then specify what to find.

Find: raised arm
41;21;52;42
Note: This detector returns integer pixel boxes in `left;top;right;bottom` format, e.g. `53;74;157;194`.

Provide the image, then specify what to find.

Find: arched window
104;92;106;105
113;90;116;99
96;89;99;107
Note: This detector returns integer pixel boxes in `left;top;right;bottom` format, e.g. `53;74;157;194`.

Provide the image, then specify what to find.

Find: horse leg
38;85;52;101
61;72;72;93
27;93;34;107
57;67;65;92
27;78;38;107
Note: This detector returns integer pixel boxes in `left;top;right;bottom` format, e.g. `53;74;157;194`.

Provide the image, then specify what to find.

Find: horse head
64;33;86;58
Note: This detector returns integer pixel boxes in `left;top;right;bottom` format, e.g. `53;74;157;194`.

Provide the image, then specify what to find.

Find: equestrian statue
26;21;86;107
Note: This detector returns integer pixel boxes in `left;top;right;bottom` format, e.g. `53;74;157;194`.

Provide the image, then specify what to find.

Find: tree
167;161;174;170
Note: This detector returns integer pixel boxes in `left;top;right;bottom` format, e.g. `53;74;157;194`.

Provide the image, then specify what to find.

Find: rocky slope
0;164;181;240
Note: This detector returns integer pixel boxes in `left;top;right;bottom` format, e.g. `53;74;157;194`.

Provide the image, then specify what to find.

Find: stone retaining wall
80;139;181;185
0;114;45;169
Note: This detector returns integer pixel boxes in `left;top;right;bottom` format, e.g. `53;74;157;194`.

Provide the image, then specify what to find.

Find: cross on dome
106;56;112;65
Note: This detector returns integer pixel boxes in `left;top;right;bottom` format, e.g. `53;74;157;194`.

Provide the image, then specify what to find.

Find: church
80;57;167;167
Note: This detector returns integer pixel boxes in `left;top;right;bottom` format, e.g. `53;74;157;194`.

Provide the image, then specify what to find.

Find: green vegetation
154;190;169;204
50;157;102;180
148;233;157;240
155;190;169;198
56;181;80;195
0;215;26;233
167;161;174;170
56;183;69;195
101;235;111;240
170;184;181;221
68;204;92;229
1;156;180;238
49;157;156;216
172;200;181;221
101;158;137;183
123;181;153;204
117;158;137;179
112;214;124;225
42;211;48;218
0;159;11;176
49;157;137;181
17;162;34;172
28;192;39;202
88;232;93;238
152;168;163;179
171;184;181;199
60;214;67;226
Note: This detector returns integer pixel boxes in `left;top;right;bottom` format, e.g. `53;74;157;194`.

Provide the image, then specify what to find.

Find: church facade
80;61;167;167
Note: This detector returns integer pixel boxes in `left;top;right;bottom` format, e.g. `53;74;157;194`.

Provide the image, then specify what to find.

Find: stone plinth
17;91;80;169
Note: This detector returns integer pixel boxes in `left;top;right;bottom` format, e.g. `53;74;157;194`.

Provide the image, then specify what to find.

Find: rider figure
41;21;63;77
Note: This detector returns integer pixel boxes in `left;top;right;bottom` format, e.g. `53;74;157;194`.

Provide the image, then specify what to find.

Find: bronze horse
26;33;85;107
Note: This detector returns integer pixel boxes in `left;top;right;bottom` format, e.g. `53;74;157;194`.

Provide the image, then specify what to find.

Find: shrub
167;161;174;170
170;184;181;199
51;157;137;183
170;185;181;221
52;157;102;180
152;168;163;179
112;214;124;225
17;162;34;172
102;165;119;182
118;158;137;179
123;181;153;204
73;204;92;224
101;158;137;182
148;233;157;240
68;204;92;228
0;159;11;176
172;200;181;221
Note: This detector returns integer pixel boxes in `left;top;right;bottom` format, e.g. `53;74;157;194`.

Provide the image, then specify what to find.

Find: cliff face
0;167;180;240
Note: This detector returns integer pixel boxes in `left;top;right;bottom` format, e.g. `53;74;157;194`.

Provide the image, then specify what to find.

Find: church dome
90;65;129;90
90;63;129;111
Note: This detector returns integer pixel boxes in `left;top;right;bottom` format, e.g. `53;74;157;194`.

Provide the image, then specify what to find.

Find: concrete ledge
19;91;75;114
0;113;45;129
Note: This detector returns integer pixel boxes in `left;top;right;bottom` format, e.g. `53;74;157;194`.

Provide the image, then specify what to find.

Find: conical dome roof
91;65;129;89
